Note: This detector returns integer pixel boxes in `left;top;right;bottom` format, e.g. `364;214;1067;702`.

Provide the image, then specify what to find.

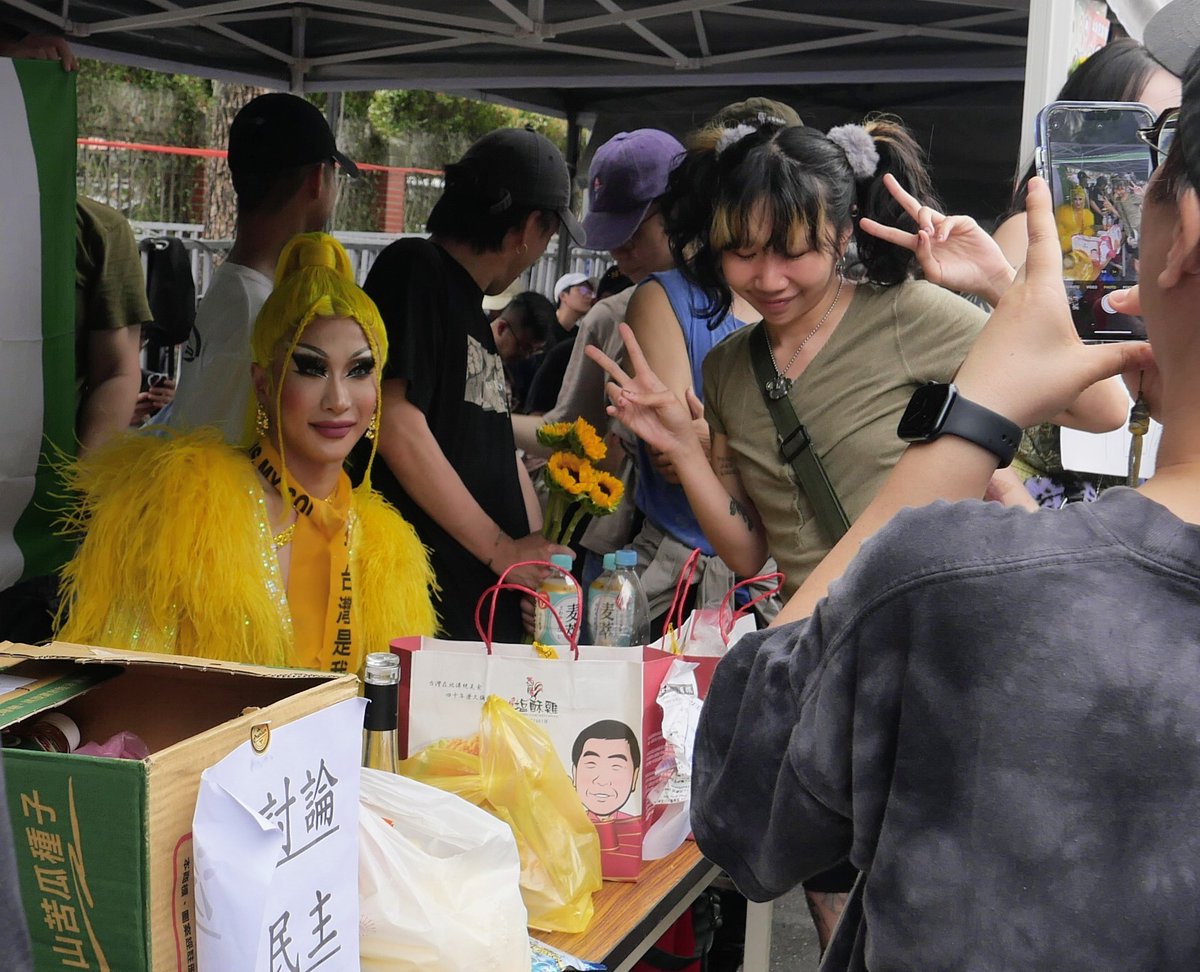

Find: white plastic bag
358;767;531;972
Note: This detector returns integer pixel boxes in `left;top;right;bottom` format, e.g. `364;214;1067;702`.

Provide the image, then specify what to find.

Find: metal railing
131;223;603;303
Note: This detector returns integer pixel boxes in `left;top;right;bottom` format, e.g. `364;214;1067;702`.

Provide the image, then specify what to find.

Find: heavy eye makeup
290;347;375;379
346;353;376;379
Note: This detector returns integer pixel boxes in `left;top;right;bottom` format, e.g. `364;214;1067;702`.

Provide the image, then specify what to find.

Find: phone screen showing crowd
1043;103;1153;341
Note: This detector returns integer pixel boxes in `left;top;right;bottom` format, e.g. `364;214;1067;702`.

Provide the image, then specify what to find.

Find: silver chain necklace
764;275;845;400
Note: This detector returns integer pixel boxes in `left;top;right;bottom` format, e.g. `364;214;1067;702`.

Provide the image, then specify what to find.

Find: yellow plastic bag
400;695;603;933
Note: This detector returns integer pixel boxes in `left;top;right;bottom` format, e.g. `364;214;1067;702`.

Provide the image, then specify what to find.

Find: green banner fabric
0;60;76;587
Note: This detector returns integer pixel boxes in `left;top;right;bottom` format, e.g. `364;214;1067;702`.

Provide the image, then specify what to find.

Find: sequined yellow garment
56;429;438;670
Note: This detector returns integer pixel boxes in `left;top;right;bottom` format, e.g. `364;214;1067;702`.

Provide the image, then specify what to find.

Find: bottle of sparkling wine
361;652;399;773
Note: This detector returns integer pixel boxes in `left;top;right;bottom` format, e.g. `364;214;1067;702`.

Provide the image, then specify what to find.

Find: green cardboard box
0;641;357;972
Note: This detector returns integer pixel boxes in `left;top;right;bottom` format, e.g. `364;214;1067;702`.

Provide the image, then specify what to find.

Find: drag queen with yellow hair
56;233;437;673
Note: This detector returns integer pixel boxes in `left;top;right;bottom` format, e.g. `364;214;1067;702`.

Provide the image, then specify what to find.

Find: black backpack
139;236;196;347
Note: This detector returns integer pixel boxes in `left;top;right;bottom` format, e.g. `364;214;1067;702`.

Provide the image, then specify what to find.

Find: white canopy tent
2;0;1041;219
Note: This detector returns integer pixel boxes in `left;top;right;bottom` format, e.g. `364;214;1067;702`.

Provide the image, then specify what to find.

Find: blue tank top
635;270;746;554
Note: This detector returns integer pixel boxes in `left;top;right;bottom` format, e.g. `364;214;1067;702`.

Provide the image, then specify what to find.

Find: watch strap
748;325;851;544
941;388;1022;468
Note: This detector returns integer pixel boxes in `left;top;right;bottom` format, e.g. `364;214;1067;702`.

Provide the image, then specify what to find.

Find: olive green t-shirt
74;195;152;390
703;279;986;598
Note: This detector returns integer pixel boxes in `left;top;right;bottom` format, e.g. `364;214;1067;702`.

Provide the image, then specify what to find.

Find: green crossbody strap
747;323;850;545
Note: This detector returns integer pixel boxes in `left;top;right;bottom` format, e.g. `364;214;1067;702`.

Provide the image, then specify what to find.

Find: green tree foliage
77;59;210;145
367;89;566;151
76;59;213;222
73;64;569;229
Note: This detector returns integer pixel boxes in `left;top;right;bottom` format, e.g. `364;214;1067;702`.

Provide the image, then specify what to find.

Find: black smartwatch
897;382;1021;468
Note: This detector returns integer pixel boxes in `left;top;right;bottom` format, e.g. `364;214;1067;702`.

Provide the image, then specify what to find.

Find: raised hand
0;33;77;70
859;173;1016;306
585;322;704;462
651;388;709;484
952;178;1154;429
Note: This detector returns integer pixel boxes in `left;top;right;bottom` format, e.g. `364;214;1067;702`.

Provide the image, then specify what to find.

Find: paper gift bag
654;550;783;658
393;634;717;880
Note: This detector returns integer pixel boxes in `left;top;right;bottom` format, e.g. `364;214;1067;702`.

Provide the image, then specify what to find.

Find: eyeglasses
1138;108;1179;170
499;319;542;358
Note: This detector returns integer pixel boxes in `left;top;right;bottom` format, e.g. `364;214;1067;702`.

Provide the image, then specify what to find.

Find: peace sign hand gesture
585;323;706;464
859;173;1017;307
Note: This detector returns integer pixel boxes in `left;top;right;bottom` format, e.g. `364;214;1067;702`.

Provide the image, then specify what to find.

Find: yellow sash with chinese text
249;439;356;673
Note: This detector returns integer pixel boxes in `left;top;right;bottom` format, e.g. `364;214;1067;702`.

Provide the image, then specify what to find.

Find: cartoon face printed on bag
571;720;640;820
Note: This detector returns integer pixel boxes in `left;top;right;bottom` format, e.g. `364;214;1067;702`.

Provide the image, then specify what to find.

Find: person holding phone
992;38;1180;506
995;38;1180;266
685;72;1200;964
56;233;438;672
587;115;1041;948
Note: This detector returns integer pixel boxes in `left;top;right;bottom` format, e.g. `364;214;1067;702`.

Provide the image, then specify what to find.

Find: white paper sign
194;696;366;972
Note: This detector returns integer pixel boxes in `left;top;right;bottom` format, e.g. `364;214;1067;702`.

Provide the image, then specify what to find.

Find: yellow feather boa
56;429;438;671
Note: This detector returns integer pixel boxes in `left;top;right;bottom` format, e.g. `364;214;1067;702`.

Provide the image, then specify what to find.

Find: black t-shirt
524;331;577;415
363;238;528;641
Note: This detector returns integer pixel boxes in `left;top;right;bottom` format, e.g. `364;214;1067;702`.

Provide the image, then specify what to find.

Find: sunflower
581;468;624;514
570;418;607;462
539;417;625;543
545;452;590;496
536;421;574;449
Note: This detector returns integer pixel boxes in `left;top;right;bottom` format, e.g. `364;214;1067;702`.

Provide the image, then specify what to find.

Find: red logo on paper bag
510;676;557;718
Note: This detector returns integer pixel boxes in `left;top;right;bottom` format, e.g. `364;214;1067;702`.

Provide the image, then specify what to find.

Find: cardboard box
0;641;357;972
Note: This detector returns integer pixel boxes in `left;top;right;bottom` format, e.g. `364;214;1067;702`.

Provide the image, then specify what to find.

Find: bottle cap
616;549;638;568
550;553;574;570
602;553;616;571
363;652;400;685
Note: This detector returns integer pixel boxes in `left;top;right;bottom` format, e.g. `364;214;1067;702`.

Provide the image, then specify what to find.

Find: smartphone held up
1034;100;1156;342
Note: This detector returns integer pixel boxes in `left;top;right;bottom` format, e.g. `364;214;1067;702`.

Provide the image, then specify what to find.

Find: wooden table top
533;842;720;968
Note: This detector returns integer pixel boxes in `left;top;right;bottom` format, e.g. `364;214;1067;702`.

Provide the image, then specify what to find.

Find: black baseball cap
452;128;585;244
228;93;359;189
1178;47;1200;190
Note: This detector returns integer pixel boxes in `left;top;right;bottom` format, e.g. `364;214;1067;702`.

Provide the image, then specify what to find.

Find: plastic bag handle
717;572;785;645
474;559;582;657
662;547;702;640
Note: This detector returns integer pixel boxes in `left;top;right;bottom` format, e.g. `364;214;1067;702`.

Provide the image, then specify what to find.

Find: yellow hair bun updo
251;231;389;370
278;232;351;280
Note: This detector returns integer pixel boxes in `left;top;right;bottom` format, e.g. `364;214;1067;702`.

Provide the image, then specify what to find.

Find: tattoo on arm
729;498;755;532
715;455;736;477
485;527;505;571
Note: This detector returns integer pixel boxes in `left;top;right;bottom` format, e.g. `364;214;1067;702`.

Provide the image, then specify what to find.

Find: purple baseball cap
582;129;685;251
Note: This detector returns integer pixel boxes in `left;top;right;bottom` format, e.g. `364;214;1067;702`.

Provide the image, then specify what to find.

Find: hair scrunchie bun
826;124;880;180
715;123;758;156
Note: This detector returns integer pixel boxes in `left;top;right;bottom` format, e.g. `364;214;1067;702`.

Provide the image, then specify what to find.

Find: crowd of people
5;5;1200;968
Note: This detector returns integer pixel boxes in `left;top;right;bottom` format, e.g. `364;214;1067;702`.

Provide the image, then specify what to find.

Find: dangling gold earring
256;403;270;437
365;415;377;441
